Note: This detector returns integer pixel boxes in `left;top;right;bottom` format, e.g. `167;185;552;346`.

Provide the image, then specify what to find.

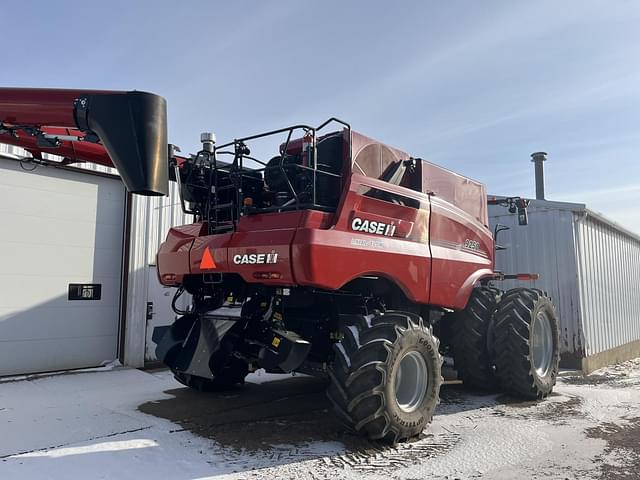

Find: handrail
177;119;352;232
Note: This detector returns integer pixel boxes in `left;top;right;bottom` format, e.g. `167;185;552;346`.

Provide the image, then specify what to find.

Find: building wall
0;154;126;375
490;200;640;371
122;180;192;367
489;203;585;364
0;143;192;368
574;212;640;358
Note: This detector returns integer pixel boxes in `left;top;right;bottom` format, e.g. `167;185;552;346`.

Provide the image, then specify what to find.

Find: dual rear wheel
450;287;560;399
326;288;560;443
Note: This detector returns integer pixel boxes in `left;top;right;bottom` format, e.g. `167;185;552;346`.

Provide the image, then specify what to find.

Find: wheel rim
532;311;553;377
394;351;428;413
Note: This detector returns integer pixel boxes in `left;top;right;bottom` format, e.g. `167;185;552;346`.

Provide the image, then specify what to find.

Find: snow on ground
0;359;639;480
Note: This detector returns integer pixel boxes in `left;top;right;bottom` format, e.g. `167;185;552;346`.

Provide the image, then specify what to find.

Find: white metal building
490;199;640;372
0;144;190;376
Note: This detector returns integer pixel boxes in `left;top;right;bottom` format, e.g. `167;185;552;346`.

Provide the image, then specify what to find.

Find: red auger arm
0;87;169;196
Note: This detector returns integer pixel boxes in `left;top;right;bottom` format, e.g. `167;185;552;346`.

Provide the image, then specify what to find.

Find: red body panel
157;169;494;310
429;196;494;309
0;88;108;126
156;223;206;284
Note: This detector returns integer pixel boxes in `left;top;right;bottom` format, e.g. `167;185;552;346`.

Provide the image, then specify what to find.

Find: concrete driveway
1;360;638;479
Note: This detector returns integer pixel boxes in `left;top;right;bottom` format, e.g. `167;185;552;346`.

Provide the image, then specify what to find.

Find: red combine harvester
0;88;560;442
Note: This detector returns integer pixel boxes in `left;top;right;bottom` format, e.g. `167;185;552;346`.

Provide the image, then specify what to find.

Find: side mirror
516;198;530;226
518;208;528;225
487;196;530;227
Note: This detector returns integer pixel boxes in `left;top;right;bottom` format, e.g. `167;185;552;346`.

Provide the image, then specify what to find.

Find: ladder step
210;223;234;232
210;202;234;211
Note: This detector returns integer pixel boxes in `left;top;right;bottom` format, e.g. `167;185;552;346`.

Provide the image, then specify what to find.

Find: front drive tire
494;288;560;399
327;311;442;442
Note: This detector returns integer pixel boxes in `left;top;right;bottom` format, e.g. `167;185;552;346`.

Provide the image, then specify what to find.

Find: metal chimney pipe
531;151;548;200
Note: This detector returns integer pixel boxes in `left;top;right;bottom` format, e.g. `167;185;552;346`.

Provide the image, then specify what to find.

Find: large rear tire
494;288;560;399
327;311;442;442
449;287;501;390
171;356;249;392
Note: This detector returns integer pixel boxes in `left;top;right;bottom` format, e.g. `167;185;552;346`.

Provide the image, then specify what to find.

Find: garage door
0;159;125;376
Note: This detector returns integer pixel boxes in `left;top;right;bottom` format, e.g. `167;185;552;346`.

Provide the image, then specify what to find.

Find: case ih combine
0;88;560;442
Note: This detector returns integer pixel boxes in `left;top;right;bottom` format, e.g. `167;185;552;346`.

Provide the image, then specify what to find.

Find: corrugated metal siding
0;144;22;158
574;213;640;356
123;180;191;367
140;181;193;265
0;143;117;176
489;206;584;357
69;162;117;176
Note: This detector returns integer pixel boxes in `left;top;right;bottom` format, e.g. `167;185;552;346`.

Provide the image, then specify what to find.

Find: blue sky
3;1;639;232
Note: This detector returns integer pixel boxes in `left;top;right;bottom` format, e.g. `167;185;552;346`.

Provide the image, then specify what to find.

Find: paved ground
0;359;639;479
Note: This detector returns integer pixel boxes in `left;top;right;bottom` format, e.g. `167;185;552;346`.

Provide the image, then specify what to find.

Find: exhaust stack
531;151;547;200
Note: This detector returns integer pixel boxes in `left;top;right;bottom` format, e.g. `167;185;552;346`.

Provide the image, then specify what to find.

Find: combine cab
0;88;560;443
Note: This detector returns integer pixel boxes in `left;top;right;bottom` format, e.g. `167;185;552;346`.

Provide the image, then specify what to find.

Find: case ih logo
351;217;396;237
233;251;279;265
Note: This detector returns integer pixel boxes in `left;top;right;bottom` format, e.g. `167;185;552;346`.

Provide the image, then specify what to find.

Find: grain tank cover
422;161;488;226
350;131;488;226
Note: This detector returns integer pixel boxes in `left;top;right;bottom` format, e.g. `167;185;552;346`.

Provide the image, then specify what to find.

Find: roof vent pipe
531;151;548;200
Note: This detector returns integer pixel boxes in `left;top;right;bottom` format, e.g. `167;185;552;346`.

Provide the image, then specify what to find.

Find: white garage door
0;159;125;376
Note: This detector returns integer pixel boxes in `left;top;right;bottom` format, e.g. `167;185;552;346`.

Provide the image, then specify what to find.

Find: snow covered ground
1;359;639;480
